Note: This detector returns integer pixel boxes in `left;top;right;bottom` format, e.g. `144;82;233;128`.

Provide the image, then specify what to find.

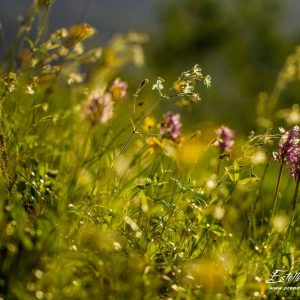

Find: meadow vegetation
0;1;300;299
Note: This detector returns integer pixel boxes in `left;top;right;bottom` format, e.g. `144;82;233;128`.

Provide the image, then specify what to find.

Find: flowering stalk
214;125;235;175
273;126;300;178
160;112;182;141
272;126;300;219
85;90;114;125
214;125;235;155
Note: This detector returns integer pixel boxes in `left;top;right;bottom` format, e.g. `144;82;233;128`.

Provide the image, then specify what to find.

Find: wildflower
73;42;84;55
173;80;183;93
289;145;300;180
8;84;16;93
132;45;145;67
67;72;84;85
192;64;203;77
214;125;235;153
174;80;194;94
85;90;114;125
160;112;182;141
66;23;95;45
273;126;299;164
124;216;139;231
273;126;300;180
113;242;122;251
146;137;164;154
152;77;165;93
109;78;128;100
146;137;177;157
142;117;156;132
25;85;35;95
58;46;69;57
204;75;212;88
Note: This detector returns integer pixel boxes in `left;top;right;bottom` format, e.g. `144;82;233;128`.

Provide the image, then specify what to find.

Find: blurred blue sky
0;0;161;46
0;0;300;47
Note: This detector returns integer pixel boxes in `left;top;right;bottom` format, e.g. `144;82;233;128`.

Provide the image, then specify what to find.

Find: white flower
204;75;212;88
152;77;165;92
26;85;35;95
181;80;194;94
193;64;203;77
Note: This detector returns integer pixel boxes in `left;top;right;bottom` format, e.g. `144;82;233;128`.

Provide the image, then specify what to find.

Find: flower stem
107;98;160;176
271;163;283;220
287;174;300;235
216;157;222;176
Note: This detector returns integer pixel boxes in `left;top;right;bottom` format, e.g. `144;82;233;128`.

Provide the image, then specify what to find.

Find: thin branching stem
107;98;160;176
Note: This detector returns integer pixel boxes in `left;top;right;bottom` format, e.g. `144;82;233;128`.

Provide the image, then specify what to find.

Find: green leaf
238;177;260;185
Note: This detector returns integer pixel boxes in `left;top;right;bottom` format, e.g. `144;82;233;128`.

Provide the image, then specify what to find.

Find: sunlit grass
0;1;299;299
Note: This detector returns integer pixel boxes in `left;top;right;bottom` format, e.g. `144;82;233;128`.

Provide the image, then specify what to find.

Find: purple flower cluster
273;126;300;180
214;125;235;153
160;112;182;141
85;90;114;125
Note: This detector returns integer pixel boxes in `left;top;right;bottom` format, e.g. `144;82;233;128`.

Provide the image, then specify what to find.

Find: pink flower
85;90;114;125
214;125;235;153
160;112;182;141
274;126;300;180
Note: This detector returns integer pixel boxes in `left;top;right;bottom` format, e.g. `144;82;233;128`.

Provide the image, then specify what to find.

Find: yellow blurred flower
146;137;178;159
173;80;190;93
177;140;204;163
66;23;95;45
146;137;164;154
103;49;118;65
143;117;156;132
173;80;183;93
109;78;128;100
